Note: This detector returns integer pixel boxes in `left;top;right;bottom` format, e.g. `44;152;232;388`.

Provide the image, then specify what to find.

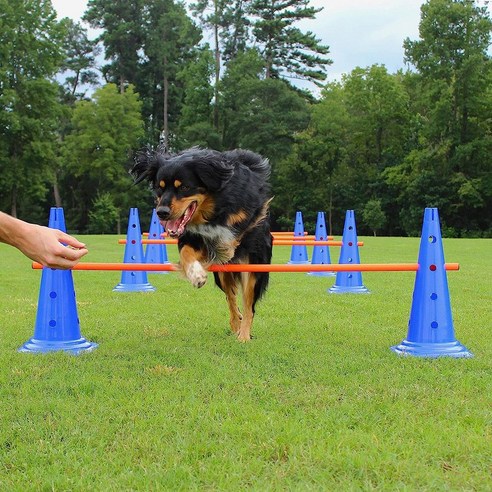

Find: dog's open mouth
163;202;197;237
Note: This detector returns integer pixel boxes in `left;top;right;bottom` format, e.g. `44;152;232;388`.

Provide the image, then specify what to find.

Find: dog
130;147;273;341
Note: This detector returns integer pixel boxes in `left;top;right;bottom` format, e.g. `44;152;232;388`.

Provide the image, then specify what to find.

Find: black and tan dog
131;147;273;341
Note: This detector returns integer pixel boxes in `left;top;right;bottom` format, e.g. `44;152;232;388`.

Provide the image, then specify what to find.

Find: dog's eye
179;185;190;192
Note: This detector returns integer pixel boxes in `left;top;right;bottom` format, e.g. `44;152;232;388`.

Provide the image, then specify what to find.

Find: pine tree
249;0;331;85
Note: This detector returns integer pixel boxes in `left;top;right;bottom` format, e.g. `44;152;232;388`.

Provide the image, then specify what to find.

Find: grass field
0;233;491;490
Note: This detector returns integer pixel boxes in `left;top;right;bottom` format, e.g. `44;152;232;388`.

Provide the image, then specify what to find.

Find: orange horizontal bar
142;231;336;240
118;239;359;247
272;240;363;246
32;262;460;272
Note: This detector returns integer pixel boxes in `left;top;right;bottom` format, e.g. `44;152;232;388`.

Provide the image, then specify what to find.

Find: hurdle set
19;206;473;359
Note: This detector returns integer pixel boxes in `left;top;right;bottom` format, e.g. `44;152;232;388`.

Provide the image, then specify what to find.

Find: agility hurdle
32;262;460;272
23;206;472;359
118;239;361;247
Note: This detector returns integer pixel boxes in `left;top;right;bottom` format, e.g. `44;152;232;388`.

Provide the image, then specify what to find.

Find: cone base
307;271;336;277
113;282;156;292
18;337;98;355
328;284;370;294
391;339;473;358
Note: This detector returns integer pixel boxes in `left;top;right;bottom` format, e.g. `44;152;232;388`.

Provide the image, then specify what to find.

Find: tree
220;50;310;158
58;18;101;101
399;0;492;235
0;0;66;220
62;84;145;231
362;199;387;236
249;0;331;85
83;0;145;93
141;0;202;147
177;47;220;148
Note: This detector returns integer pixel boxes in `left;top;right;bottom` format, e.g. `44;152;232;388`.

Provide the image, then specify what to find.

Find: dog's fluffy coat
131;147;273;341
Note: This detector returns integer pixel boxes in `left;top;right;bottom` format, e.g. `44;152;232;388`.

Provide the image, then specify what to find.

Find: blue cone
391;208;472;358
328;210;369;294
145;209;170;274
114;208;156;292
288;211;309;264
19;208;98;354
308;211;335;277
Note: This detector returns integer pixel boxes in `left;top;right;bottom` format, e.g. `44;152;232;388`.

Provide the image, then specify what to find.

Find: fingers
41;230;88;269
56;231;86;249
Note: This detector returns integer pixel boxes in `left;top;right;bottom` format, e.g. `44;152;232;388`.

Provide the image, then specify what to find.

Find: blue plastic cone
308;211;335;277
288;211;309;264
391;208;472;358
113;208;156;292
19;208;97;354
145;209;170;274
328;210;369;294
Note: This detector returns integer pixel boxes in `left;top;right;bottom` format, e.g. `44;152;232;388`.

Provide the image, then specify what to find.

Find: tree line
1;0;490;236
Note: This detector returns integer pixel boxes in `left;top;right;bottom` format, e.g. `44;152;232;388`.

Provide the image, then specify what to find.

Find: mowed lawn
0;233;491;490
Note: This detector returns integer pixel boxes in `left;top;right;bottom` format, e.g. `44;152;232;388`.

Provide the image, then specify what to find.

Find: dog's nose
156;206;171;220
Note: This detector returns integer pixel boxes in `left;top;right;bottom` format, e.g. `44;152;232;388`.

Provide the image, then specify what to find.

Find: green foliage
0;0;66;219
61;84;145;231
1;0;491;237
87;193;119;233
249;0;332;83
362;199;387;236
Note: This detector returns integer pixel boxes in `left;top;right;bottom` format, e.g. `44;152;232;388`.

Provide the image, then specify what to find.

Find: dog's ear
130;149;160;185
193;154;235;192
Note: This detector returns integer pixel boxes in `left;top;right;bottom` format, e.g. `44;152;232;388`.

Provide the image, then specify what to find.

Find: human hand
19;224;88;269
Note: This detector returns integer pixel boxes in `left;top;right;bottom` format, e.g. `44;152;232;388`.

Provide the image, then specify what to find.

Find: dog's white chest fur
186;224;238;263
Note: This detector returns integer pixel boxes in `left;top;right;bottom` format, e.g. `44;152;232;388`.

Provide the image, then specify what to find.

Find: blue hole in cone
431;293;438;300
348;258;353;262
431;321;438;329
50;291;57;299
429;235;436;243
132;223;136;228
49;320;56;327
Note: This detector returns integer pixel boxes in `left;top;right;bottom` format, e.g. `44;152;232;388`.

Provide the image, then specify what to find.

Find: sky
50;0;485;90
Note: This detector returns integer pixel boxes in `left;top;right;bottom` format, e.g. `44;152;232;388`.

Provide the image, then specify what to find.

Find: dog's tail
227;149;271;180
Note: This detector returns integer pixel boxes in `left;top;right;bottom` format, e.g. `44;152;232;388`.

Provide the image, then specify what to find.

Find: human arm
0;212;88;269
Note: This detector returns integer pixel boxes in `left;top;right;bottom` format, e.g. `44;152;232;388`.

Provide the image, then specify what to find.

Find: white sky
50;0;491;88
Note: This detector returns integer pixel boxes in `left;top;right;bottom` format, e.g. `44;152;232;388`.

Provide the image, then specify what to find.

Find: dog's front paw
186;261;208;288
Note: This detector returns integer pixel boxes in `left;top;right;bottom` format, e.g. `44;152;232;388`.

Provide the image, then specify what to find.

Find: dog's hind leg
215;272;242;334
237;272;258;342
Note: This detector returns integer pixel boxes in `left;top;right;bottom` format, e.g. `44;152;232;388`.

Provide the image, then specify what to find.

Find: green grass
0;235;491;490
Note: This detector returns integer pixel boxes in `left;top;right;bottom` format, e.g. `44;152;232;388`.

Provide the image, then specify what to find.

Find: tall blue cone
144;209;170;274
113;208;156;292
308;211;335;277
288;211;309;264
328;210;369;294
391;208;472;358
19;208;98;354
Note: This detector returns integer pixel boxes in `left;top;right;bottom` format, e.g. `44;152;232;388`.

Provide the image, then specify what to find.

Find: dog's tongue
164;202;197;237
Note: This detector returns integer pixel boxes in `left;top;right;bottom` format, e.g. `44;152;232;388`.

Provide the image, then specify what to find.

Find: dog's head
130;147;235;237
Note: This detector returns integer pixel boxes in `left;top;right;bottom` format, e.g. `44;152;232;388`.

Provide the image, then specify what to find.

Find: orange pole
272;240;363;246
118;239;360;246
32;262;460;272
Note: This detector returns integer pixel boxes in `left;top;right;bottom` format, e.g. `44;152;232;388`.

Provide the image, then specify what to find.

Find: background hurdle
118;239;362;247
